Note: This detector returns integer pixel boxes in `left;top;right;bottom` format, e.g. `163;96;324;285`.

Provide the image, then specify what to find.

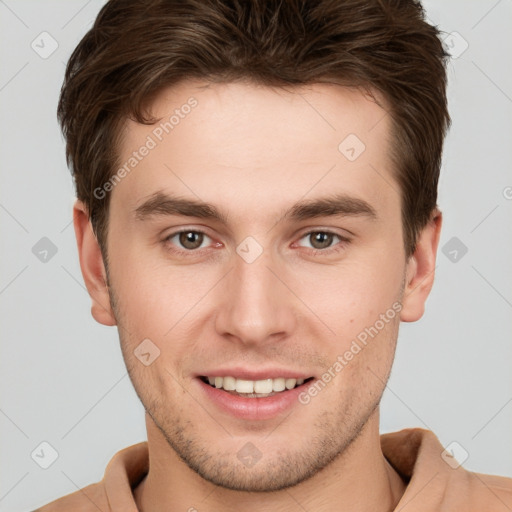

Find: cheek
108;241;201;332
314;312;400;407
299;255;403;335
109;219;404;345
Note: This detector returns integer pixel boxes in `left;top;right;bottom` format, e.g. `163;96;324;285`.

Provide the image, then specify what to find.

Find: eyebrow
133;191;377;224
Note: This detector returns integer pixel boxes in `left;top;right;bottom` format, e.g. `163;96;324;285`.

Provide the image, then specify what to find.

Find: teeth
254;379;273;394
223;376;236;390
272;377;286;392
236;379;254;393
204;376;307;394
285;378;297;390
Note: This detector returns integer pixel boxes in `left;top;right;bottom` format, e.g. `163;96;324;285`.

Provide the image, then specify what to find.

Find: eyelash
162;229;350;257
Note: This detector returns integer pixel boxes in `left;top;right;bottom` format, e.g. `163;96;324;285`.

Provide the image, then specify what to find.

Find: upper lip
195;367;312;380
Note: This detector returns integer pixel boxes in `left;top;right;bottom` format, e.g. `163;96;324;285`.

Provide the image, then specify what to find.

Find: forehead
113;80;397;222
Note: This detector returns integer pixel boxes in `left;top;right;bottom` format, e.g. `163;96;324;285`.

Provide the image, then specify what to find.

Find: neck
134;410;406;512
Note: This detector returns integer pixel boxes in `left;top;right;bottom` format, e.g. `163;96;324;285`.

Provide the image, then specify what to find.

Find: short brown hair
58;0;450;260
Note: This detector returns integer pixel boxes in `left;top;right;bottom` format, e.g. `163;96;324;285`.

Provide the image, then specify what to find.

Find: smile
200;376;313;397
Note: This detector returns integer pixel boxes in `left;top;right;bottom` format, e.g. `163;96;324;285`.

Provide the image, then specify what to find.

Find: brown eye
164;230;211;252
178;231;204;250
309;232;335;249
295;230;349;255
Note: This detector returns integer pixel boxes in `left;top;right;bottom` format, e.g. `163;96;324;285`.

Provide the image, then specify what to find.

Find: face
88;81;423;491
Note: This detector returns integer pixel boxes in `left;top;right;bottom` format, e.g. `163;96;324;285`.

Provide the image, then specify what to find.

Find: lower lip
196;378;309;421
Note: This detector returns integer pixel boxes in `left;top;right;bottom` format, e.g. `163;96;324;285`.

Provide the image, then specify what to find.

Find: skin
74;80;442;512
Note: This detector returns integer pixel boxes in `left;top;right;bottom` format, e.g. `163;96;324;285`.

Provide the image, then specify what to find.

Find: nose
214;246;297;347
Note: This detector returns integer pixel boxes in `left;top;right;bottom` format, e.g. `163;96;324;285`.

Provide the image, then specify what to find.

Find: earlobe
400;209;443;323
73;199;117;326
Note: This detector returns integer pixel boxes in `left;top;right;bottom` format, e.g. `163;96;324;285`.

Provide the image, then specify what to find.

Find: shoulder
467;471;512;510
31;441;148;512
382;428;512;511
31;481;109;511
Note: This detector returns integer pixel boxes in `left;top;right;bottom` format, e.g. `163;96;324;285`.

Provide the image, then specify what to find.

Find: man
35;0;512;510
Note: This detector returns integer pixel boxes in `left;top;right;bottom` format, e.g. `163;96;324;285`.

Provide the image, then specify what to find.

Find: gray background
1;1;511;510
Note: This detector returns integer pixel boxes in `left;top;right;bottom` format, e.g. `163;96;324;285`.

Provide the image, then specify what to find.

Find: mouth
195;369;317;420
199;375;315;398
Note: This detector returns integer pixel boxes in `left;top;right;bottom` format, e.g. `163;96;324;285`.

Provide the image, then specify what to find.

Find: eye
161;228;349;257
164;230;213;251
296;230;348;253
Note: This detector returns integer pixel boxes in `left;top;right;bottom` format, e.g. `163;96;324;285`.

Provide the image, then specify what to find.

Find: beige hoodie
33;428;512;511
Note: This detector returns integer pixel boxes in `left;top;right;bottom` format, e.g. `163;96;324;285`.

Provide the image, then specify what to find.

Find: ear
400;209;443;322
73;199;116;326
